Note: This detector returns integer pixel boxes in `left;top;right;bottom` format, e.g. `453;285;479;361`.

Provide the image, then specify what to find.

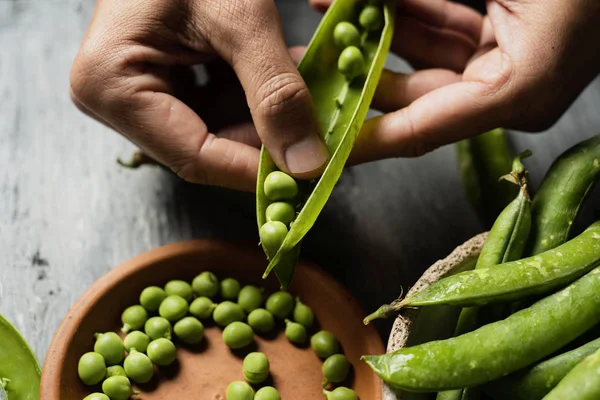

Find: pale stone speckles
593;158;599;168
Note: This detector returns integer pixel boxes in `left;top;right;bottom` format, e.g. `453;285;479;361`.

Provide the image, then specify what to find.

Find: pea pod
527;134;600;255
483;336;600;399
257;0;396;288
542;346;600;400
362;266;600;392
0;313;41;400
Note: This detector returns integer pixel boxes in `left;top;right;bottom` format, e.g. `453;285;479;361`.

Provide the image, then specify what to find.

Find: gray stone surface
0;0;599;366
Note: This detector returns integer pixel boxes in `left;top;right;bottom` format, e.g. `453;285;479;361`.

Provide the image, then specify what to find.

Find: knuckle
402;110;438;157
255;72;310;119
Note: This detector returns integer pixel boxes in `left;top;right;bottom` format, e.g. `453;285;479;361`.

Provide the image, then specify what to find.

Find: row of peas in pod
77;271;358;399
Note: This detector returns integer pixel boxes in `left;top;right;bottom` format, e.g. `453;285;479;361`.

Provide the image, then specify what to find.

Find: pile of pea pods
362;134;600;399
77;272;358;400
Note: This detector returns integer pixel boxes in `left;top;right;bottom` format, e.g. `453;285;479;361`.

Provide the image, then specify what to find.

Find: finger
217;122;261;148
214;0;329;180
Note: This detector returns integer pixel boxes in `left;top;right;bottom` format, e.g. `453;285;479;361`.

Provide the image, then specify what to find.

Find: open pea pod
0;313;41;400
257;0;396;288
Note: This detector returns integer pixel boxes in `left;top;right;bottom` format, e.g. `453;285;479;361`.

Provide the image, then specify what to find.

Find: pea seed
102;376;136;400
260;221;289;257
333;21;361;49
144;316;172;340
243;352;270;384
293;297;314;328
311;331;340;359
164;280;194;302
265;202;296;226
238;285;264;313
247;308;275;334
123;349;154;384
223;321;254;349
83;393;110;400
264;171;298;201
255;386;280;400
285;319;307;344
338;46;365;80
147;338;177;366
105;365;127;379
78;352;106;385
213;301;245;327
159;295;189;322
359;5;384;31
121;305;148;333
174;316;205;344
323;354;351;386
190;296;218;320
139;286;166;312
221;278;241;301
93;332;125;366
226;381;254;400
192;271;220;298
123;330;150;353
324;387;358;400
266;291;294;319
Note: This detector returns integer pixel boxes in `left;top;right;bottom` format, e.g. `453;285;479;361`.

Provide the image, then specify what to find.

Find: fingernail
285;135;329;176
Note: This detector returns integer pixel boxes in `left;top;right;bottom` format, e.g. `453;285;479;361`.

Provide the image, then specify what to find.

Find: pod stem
1;378;9;389
117;151;161;169
323;389;331;398
363;287;405;325
322;378;330;388
93;332;101;339
121;324;131;334
499;150;532;188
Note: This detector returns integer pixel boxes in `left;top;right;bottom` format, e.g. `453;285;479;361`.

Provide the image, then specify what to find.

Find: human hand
70;0;329;192
311;0;600;164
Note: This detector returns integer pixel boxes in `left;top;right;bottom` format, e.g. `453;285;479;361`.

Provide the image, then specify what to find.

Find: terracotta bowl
41;239;384;400
382;233;489;400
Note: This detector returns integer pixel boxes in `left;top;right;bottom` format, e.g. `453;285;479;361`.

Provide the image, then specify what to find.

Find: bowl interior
41;239;384;399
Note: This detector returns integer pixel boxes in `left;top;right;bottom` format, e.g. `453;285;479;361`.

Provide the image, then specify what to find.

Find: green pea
83;393;110;400
238;285;264;313
266;291;294;319
102;376;136;400
147;338;177;366
78;352;106;385
243;352;270;384
192;271;220;298
259;221;288;257
293;297;314;328
123;349;154;384
174;316;205;344
144;316;172;340
105;365;127;379
121;305;148;333
311;331;340;359
323;354;351;386
337;46;365;80
285;319;307;344
190;296;218;320
123;330;150;353
359;5;384;31
255;386;280;400
213;301;245;327
264;171;298;201
164;280;194;302
324;387;358;400
222;322;254;350
265;202;296;226
159;295;189;322
247;308;275;334
93;332;125;366
221;278;241;300
333;21;361;49
226;381;255;400
139;286;166;312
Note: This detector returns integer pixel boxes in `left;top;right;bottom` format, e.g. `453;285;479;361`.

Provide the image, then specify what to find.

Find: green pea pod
362;266;600;392
258;0;396;288
527;134;600;256
542;346;600;400
456;128;517;229
0;313;41;400
436;151;532;400
483;336;600;399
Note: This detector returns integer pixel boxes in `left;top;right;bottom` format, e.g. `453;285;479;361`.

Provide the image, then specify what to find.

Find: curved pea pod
362;266;600;392
542;346;600;400
0;313;41;400
527;134;600;255
258;0;396;288
483;336;600;399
